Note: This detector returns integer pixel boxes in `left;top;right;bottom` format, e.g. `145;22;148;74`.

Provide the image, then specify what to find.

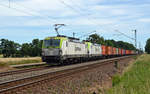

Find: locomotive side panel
63;40;88;58
90;44;102;56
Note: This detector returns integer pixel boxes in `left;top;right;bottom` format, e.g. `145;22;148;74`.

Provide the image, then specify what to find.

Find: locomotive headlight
59;49;62;55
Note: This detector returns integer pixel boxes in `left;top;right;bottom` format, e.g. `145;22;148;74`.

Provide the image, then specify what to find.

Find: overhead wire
69;0;91;16
6;0;87;35
58;0;136;41
58;0;100;26
58;0;103;39
1;0;136;42
11;1;58;24
0;3;38;17
115;30;135;40
78;31;96;38
0;1;57;24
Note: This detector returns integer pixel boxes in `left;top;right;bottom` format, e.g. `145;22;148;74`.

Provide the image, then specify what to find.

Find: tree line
0;34;138;58
86;34;136;50
145;38;150;54
0;39;42;57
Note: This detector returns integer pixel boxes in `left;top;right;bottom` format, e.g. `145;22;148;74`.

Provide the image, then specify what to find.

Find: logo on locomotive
75;47;81;51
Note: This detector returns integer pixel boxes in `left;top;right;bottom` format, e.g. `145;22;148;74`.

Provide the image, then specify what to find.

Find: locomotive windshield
44;39;60;47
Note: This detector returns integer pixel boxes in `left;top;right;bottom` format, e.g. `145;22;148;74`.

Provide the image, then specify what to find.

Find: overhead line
11;2;57;23
0;3;37;16
2;0;136;42
69;0;91;16
59;0;135;41
78;31;96;38
59;0;83;15
0;3;57;24
115;30;135;40
58;0;100;26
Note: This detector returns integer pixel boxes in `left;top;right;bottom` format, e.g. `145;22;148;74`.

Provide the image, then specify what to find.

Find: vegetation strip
106;54;150;94
0;57;41;66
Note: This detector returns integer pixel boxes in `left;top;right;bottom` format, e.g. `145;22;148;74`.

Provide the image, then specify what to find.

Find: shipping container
113;47;116;55
118;48;121;55
128;50;131;55
121;49;126;55
121;49;124;55
106;46;113;55
123;49;126;55
101;45;106;56
125;50;129;55
116;48;119;55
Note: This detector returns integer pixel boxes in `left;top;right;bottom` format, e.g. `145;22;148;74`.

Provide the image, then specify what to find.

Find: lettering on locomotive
75;47;81;51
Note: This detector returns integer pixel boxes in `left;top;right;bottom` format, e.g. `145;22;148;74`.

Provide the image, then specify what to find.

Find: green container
116;48;119;55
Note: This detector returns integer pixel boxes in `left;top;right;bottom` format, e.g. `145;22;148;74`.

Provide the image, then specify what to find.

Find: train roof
44;35;80;41
57;35;80;40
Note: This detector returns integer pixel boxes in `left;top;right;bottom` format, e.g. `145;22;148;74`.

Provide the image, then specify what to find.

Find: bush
145;38;150;54
112;74;121;86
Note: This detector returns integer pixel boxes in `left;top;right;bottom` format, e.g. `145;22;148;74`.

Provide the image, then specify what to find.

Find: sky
0;0;150;50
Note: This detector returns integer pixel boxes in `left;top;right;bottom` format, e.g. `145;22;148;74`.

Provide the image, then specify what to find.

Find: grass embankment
107;54;150;94
0;57;42;66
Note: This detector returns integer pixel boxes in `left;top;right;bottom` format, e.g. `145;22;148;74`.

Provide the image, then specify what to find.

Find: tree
145;38;150;54
0;39;20;57
0;40;1;54
105;40;114;46
20;43;32;57
86;33;136;50
0;49;2;54
31;39;42;56
87;34;105;44
0;38;43;57
20;39;43;57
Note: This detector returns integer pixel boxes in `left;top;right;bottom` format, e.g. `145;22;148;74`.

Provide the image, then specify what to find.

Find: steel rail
0;66;49;77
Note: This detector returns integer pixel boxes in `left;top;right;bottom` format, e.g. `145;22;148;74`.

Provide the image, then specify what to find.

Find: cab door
62;40;68;56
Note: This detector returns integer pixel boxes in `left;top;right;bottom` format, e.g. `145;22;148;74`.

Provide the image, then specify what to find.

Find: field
106;54;150;94
0;57;42;66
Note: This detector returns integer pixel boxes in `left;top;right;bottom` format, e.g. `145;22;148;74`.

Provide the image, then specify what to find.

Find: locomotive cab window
44;39;60;47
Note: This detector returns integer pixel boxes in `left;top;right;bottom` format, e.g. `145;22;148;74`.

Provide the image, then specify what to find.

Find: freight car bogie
42;56;63;64
43;56;89;65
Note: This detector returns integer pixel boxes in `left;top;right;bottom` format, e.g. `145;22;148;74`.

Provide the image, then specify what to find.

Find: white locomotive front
42;36;89;64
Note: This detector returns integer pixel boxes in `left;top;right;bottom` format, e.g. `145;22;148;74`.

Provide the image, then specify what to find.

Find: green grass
132;55;138;60
106;54;150;94
0;54;3;58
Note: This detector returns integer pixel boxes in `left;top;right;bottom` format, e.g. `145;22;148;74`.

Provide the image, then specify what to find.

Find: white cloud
0;0;149;29
138;18;150;22
111;9;127;15
0;0;149;48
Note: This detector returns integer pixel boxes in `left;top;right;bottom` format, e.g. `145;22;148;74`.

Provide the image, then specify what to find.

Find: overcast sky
0;0;149;49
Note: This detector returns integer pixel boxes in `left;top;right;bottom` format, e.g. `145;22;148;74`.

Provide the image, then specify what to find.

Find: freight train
42;35;136;64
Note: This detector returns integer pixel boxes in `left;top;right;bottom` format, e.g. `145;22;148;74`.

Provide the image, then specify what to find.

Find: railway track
0;66;50;77
0;56;130;77
0;56;132;94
